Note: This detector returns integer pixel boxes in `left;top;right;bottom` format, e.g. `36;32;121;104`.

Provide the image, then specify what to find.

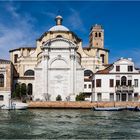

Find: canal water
0;109;140;139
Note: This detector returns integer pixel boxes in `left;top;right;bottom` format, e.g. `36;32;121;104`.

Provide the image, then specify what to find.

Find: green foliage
56;95;62;101
15;84;21;97
12;84;21;98
20;84;27;96
12;83;28;100
76;93;85;101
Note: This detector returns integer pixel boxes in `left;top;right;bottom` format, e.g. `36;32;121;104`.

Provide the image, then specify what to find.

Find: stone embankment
28;101;140;109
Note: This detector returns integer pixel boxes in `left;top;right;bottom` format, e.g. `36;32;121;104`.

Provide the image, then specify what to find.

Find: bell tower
89;24;104;49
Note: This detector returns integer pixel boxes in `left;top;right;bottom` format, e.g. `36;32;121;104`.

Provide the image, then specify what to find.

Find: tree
12;83;21;98
76;93;85;101
20;83;27;97
56;95;62;101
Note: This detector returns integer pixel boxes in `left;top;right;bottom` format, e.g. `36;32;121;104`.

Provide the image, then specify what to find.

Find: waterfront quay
28;101;140;109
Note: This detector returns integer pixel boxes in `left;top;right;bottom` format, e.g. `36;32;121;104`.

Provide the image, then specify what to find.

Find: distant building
0;59;13;106
92;58;140;101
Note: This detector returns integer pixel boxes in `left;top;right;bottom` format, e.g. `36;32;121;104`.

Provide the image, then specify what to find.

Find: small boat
127;106;140;111
92;107;126;111
1;102;28;110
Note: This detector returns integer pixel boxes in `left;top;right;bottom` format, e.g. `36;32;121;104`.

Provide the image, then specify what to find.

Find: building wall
93;58;140;101
0;61;12;91
0;60;12;107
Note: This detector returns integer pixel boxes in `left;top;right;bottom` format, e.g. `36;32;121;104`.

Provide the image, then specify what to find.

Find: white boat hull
1;102;28;110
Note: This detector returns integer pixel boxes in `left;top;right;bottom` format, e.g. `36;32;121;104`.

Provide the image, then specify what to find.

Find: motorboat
92;107;126;111
127;106;140;111
0;101;28;110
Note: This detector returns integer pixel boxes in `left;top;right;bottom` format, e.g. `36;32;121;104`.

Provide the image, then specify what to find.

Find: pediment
114;59;133;65
44;38;76;48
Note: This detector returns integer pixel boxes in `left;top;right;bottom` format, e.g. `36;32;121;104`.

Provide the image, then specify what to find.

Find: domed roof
48;15;69;32
49;25;69;31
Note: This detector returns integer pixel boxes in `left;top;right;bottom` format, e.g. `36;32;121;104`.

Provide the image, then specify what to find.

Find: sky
0;1;140;66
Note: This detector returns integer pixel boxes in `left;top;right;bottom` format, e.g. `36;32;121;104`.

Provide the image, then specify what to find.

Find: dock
28;101;140;109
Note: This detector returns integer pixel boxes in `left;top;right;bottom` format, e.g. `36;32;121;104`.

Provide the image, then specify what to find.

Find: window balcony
115;85;134;92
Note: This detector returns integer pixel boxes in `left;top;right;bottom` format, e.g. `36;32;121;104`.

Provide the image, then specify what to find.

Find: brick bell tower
89;24;104;49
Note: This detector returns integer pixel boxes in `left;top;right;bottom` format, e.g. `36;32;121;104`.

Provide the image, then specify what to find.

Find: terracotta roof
0;59;11;63
83;47;110;52
84;78;92;81
9;47;36;52
96;64;113;74
103;64;112;67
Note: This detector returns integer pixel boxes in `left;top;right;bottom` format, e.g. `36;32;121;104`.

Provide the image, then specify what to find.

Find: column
114;93;116;101
43;50;49;101
70;47;76;95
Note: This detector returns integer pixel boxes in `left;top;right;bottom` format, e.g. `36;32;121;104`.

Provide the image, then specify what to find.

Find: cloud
42;11;56;19
109;48;140;67
66;8;86;32
0;3;38;59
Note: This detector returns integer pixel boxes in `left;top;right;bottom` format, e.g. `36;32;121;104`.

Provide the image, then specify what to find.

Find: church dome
48;15;69;32
49;25;69;31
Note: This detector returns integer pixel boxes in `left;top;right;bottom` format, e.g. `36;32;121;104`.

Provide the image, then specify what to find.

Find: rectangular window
110;79;114;87
116;93;120;101
128;66;133;72
116;80;120;87
134;93;138;101
0;74;4;87
116;66;120;72
92;80;94;88
88;84;91;88
97;93;102;101
96;79;101;87
128;80;132;86
134;79;138;87
110;93;114;101
0;95;4;101
14;54;18;63
128;93;132;101
100;54;105;63
84;84;87;88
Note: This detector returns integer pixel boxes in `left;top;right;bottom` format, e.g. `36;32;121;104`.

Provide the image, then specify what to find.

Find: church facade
8;15;109;101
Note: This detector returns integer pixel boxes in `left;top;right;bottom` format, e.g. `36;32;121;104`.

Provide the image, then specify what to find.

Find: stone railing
115;85;134;92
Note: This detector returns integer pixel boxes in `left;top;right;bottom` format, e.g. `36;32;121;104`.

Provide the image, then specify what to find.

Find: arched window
24;70;34;76
27;83;32;95
121;76;127;86
56;35;63;38
84;70;94;77
0;74;4;87
95;32;98;37
99;32;101;37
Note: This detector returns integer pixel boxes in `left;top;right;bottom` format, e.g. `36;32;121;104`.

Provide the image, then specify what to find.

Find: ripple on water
0;109;140;139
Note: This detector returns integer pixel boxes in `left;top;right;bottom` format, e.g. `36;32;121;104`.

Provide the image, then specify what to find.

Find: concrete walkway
28;101;140;109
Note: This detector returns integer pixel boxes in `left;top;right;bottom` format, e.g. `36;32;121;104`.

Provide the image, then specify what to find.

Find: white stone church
34;16;84;101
